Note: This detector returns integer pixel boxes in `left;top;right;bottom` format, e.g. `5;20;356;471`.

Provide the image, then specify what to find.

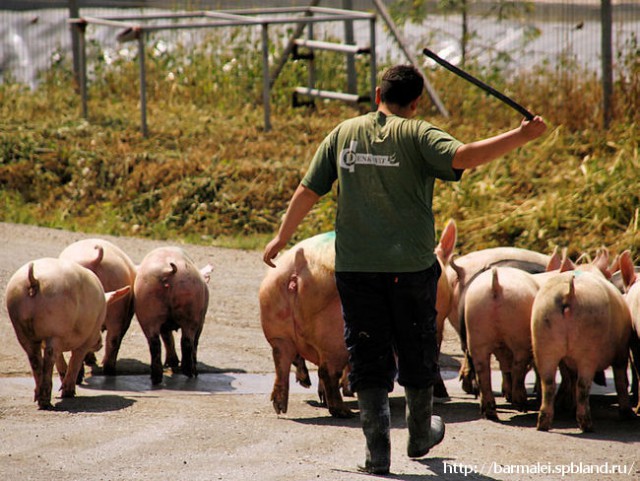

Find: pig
5;258;130;409
619;250;640;411
463;266;541;419
445;247;553;338
59;238;137;375
134;247;212;385
259;221;457;418
531;252;635;432
450;247;557;395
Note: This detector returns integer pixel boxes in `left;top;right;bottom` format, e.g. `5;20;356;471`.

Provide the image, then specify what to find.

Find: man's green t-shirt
302;111;463;273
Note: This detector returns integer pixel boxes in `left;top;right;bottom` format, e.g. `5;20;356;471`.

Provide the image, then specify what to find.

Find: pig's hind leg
61;347;88;399
473;348;498;421
535;355;562;431
510;349;531;412
611;354;635;420
269;338;296;414
292;354;311;388
160;324;180;372
318;362;354;418
574;370;595;432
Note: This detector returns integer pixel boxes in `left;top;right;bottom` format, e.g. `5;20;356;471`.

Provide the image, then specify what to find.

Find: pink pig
5;258;130;409
448;247;555;395
619;250;640;412
531;250;635;432
59;238;136;375
134;247;212;385
259;221;456;418
463;266;542;419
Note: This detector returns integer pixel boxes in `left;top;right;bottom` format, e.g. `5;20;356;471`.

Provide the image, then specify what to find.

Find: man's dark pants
335;262;441;393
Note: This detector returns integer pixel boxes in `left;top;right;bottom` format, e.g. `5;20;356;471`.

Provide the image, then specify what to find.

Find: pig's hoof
271;394;289;414
513;400;528;412
38;401;54;410
60;389;76;399
103;364;117;376
296;375;312;389
272;400;287;415
578;423;594;433
577;413;594;433
482;411;499;422
619;407;636;420
329;406;355;418
536;413;552;431
84;352;98;366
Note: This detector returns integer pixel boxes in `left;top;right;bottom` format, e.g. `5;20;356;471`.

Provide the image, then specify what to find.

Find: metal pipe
262;23;272;132
138;32;148;137
77;22;88;120
293;38;368;55
369;17;377;112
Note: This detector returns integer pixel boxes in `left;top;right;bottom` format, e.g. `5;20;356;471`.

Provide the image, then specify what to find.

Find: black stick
422;48;534;120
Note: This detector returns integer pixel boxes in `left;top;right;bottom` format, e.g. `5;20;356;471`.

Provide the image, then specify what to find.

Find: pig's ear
200;264;213;283
609;254;621;274
619;250;637;290
592;247;612;278
559;248;575;272
105;285;131;305
546;246;562;271
436;219;457;264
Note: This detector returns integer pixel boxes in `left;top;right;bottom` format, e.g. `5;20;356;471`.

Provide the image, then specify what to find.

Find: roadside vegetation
0;28;638;260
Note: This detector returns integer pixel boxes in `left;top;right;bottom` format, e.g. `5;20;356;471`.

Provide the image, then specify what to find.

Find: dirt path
0;222;638;481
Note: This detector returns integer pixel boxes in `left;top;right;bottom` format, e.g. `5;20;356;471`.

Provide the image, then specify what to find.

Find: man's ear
375;86;381;105
409;97;420;116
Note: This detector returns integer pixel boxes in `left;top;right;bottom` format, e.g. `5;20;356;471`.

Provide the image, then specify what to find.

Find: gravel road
0;222;638;481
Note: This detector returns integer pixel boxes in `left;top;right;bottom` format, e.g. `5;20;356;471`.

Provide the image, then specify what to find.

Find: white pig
463;266;541;419
134;247;211;385
531;255;635;432
59;238;137;375
5;258;130;409
450;247;558;396
259;220;457;417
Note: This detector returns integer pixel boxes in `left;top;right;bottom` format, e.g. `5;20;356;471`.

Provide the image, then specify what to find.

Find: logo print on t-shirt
339;140;398;173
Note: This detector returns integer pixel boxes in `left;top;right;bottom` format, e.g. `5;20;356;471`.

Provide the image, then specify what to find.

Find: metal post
308;21;316;89
342;0;357;95
262;23;272;131
601;0;613;128
369;17;377;111
138;32;148;137
69;0;81;93
76;22;88;120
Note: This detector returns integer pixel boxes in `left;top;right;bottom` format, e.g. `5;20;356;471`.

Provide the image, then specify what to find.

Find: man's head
378;65;424;107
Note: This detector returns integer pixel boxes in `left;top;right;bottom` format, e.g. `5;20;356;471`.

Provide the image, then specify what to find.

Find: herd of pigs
5;220;640;436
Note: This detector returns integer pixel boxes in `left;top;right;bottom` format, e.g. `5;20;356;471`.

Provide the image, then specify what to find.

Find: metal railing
68;6;377;135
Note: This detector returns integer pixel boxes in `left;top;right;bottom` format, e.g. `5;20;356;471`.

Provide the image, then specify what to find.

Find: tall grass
0;27;638;260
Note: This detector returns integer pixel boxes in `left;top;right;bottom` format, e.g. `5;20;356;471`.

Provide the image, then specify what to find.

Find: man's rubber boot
405;386;445;458
357;387;391;475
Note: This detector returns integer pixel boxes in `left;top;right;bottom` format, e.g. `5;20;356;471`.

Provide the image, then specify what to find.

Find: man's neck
377;102;413;119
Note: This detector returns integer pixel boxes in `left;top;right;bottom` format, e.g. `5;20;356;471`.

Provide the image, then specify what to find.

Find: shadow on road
53;394;136;413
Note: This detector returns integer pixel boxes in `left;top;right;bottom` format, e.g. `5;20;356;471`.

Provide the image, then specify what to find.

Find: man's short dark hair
379;65;424;107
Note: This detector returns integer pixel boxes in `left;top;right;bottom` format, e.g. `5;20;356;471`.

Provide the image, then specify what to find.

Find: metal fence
1;1;638;124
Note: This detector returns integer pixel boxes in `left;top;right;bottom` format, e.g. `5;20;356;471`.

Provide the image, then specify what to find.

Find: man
263;64;546;475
